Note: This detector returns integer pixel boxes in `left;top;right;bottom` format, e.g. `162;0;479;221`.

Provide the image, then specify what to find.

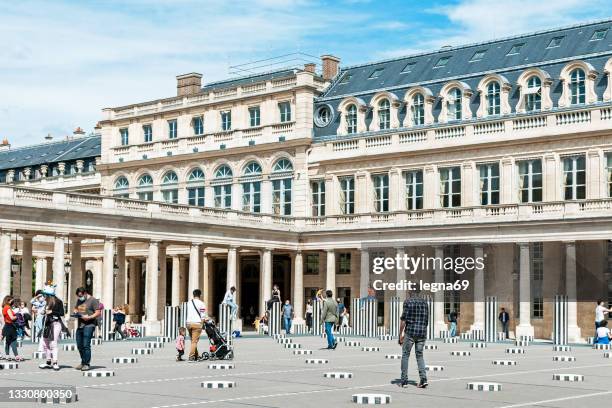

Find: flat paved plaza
1;335;612;407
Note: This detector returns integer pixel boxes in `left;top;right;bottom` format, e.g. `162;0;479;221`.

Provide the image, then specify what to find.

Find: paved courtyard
1;334;611;407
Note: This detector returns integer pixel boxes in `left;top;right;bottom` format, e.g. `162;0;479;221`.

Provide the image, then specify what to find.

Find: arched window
411;94;425;125
137;173;153;201
378;99;390;130
346;104;357;134
242;161;262;213
272;159;293;215
161;171;178;204
447;88;462;120
486;82;501;115
525;76;542;112
214;165;232;209
113;176;129;198
187;168;205;207
569;68;586;105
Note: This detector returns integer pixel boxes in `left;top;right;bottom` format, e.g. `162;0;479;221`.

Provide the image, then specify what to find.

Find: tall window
440;167;461;208
405;170;423;210
479;163;500;205
518;159;542;203
525;76;542;112
221;111;232;131
569;68;586;105
120;128;129;146
305;254;319;275
161;171;179;203
249;106;260;127
168;119;178;139
193;116;204;135
187;168;205;207
114;176;130;198
486;82;501;116
447;88;462;121
272;159;293;215
378;99;390;130
531;242;544;319
213;165;233;209
346;104;357;134
311;180;326;217
143;124;153;143
607;153;612;197
372;174;389;212
279;102;291;123
338;253;351;274
137;174;153;201
242;161;262;213
563;155;586;200
411;94;425;125
340;177;355;215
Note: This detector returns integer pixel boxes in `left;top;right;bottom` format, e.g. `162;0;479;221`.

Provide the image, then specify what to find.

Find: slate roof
201;69;298;92
0;135;101;171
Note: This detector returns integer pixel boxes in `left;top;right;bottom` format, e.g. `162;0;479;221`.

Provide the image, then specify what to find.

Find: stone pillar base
144;320;162;336
515;324;534;339
568;325;582;343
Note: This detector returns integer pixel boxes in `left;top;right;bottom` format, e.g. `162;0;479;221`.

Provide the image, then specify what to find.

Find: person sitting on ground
176;327;186;362
596;320;612;344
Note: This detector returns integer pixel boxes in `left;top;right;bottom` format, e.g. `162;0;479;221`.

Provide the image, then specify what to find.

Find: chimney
0;137;10;152
303;63;316;73
176;73;203;97
45;133;53;143
321;55;340;80
73;127;85;137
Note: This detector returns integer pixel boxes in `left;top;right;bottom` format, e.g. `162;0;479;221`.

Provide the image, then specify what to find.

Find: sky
0;0;609;147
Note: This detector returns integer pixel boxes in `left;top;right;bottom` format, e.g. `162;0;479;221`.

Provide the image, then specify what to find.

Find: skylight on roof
434;56;450;68
547;36;564;48
338;73;352;85
507;43;524;55
470;50;486;62
401;61;415;73
591;28;608;41
368;68;384;79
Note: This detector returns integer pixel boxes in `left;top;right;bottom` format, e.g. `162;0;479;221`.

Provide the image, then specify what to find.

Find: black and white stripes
485;296;498;343
553;295;568;345
164;306;179;339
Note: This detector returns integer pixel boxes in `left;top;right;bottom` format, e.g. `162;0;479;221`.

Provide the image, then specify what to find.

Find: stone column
52;235;66;300
201;250;211;308
360;249;369;297
179;256;188;302
293;251;304;324
433;245;447;335
227;246;237;291
115;242;126;306
128;257;138;318
516;243;534;338
0;231;12;299
261;249;272;315
326;249;336;293
157;244;167;315
20;234;33;301
35;258;45;291
395;246;406;298
145;241;161;334
67;237;82;311
93;258;103;300
171;256;180;306
471;245;485;331
101;237;115;307
565;241;581;342
188;243;200;296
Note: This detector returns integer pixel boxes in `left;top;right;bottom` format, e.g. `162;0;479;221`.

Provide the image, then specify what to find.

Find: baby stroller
125;324;141;338
198;320;234;361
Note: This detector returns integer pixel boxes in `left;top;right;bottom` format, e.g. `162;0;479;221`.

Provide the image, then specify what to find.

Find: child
12;299;28;339
176;327;186;361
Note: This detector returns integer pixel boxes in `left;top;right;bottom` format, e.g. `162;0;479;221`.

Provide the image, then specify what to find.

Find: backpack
14;312;25;327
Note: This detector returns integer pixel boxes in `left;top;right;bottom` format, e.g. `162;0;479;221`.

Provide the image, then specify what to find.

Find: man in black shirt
73;287;101;371
399;293;429;389
499;307;510;339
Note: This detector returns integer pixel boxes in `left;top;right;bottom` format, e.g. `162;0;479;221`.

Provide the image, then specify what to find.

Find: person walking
112;305;126;340
186;289;208;362
282;300;293;335
341;307;350;328
222;286;238;320
73;287;101;371
321;290;338;350
399;293;429;389
336;298;345;330
305;299;313;332
39;285;66;371
448;310;458;337
1;296;22;362
498;307;510;339
595;300;610;340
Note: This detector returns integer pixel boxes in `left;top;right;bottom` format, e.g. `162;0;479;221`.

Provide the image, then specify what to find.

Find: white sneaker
52;362;60;371
39;361;52;369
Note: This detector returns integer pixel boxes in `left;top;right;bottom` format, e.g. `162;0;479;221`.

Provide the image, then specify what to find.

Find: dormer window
378;99;390;130
507;43;524;55
434;56;450;68
338;73;352;85
591;28;608;41
447;88;462;120
524;76;542;112
470;50;486;62
401;62;416;73
369;68;384;79
569;68;586;105
411;94;425;126
547;36;564;48
486;82;501;116
346;104;357;134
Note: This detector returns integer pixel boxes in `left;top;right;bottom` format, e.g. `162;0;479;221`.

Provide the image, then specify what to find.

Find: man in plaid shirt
399;293;429;388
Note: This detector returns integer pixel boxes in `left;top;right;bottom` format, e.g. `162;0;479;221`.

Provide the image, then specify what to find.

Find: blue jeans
76;326;95;365
400;336;427;382
224;301;238;319
450;322;457;337
283;317;292;334
324;322;335;348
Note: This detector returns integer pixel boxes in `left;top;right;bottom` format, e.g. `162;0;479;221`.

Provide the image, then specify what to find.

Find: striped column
388;297;402;338
178;301;188;329
219;304;233;346
485;296;498;343
269;302;281;336
351;298;362;336
554;295;568;345
102;309;113;341
164;306;179;339
363;298;377;338
312;299;322;336
425;295;435;340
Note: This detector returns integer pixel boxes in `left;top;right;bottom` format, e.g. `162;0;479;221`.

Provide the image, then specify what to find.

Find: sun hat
42;284;56;296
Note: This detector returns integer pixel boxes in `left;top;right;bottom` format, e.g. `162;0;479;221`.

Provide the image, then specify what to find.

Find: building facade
1;21;612;339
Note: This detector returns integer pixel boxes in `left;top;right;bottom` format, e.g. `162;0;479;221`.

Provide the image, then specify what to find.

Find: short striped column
424;295;435;340
388;297;402;338
312;299;322;336
553;295;568;346
178;302;188;330
101;310;113;341
164;306;179;339
268;302;281;336
485;296;498;343
363;298;377;338
351;298;362;336
219;304;233;346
